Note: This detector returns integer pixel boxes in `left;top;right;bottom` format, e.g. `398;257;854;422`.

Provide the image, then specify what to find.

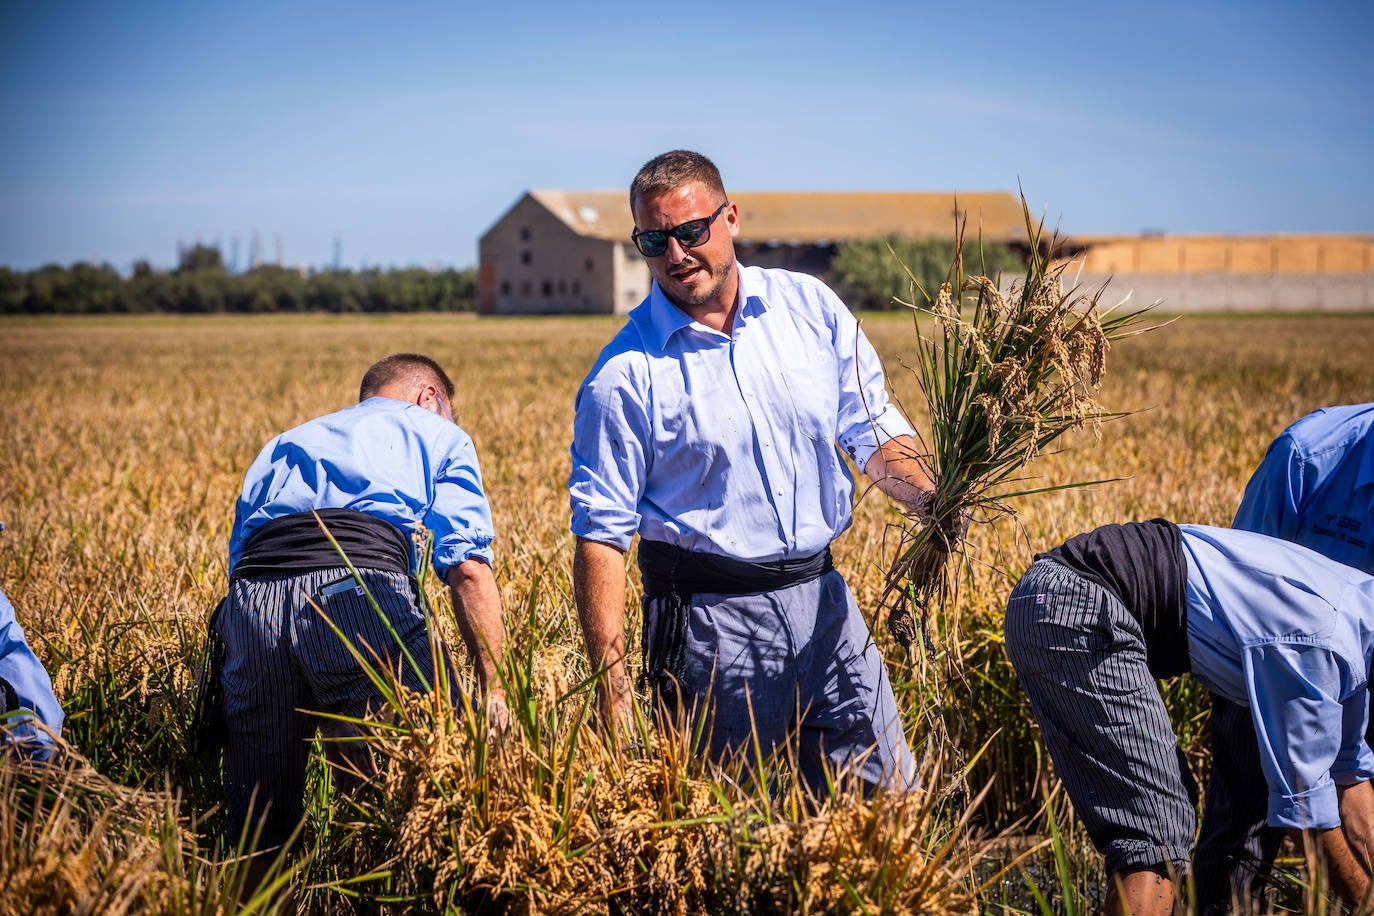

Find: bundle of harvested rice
880;196;1161;651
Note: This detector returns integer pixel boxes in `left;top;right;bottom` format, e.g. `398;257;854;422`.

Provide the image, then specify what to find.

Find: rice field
1;310;1372;914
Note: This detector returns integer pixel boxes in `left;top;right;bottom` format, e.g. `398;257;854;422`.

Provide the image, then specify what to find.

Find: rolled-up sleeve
427;433;496;576
831;298;915;469
1246;639;1368;830
568;352;650;551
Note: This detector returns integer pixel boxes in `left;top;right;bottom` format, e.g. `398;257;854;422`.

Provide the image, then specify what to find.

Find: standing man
568;150;941;794
1196;403;1374;913
221;353;507;858
1004;519;1374;916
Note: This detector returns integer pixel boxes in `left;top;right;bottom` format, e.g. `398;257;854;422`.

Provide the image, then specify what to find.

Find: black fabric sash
637;539;834;598
636;539;834;699
1039;517;1190;679
232;508;412;580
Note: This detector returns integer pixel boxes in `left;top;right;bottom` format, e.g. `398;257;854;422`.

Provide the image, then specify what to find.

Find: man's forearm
1339;780;1374;883
863;435;936;510
573;537;631;719
1293;825;1373;909
446;558;505;693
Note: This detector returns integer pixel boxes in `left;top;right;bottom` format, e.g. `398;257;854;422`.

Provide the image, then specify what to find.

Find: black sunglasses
630;201;729;258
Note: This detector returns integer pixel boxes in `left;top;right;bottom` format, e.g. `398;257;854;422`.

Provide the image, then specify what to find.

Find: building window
519;227;530;242
521;250;531;265
500;280;511;294
585;258;594;272
542;280;553;296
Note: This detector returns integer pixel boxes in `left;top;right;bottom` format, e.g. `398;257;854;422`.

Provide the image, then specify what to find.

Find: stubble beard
666;260;734;310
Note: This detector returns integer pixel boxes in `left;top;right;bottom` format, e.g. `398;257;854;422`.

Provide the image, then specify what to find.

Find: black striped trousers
216;566;454;850
1004;558;1196;875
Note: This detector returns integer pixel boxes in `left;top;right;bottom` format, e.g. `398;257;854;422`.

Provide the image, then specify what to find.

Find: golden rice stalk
0;741;285;916
323;656;1015;914
881;194;1163;651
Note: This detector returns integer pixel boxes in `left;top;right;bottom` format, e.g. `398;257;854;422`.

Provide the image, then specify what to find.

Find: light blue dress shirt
229;397;495;577
1181;524;1374;830
0;584;64;757
1233;403;1374;574
569;265;914;562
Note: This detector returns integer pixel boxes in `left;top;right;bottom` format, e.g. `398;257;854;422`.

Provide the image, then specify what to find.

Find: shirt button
775;488;784;496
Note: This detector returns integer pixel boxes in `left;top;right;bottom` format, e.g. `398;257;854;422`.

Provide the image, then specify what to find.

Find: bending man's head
359;353;455;420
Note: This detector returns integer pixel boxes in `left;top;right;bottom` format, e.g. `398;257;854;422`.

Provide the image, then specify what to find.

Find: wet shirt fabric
1180;524;1374;830
228;397;495;577
1232;403;1374;574
568;264;914;562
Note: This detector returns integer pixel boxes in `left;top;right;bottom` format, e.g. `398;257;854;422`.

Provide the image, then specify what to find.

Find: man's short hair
630;150;727;211
359;353;455;402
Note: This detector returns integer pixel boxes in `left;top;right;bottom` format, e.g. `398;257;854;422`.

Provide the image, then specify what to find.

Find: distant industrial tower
333;235;342;272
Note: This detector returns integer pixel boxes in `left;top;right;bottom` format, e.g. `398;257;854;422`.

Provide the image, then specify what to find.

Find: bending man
221;353;507;856
1196;403;1374;913
1005;518;1374;915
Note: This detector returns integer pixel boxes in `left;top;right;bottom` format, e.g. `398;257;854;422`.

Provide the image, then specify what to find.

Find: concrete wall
1075;236;1374;275
1075;272;1374;311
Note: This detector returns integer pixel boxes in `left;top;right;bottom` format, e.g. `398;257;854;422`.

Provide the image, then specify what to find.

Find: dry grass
2;311;1373;912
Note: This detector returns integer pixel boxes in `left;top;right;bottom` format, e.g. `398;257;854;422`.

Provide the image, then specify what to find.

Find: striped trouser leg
1194;692;1286;914
293;567;451;715
219;571;315;851
1003;558;1195;875
218;567;453;851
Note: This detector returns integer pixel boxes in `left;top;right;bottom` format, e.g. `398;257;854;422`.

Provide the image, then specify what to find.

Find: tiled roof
529;189;1028;244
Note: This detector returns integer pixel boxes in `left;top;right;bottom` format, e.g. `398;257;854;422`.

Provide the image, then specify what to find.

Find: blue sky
3;0;1371;272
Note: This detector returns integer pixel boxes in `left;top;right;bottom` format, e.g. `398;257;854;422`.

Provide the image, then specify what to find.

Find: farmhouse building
478;189;1374;314
477;189;1026;315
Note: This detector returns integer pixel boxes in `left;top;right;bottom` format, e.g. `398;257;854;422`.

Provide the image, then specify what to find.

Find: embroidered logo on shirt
1334;514;1361;533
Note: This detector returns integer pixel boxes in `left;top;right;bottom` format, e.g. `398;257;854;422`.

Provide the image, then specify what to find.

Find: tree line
827;236;1025;311
1;237;1024;315
0;245;476;315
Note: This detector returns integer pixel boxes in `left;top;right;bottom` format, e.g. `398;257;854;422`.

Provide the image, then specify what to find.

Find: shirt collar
643;263;768;352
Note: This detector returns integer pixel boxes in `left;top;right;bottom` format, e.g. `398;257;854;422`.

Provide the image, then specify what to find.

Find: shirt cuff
840;403;917;472
432;538;495;579
570;503;638;551
1269;780;1340;831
